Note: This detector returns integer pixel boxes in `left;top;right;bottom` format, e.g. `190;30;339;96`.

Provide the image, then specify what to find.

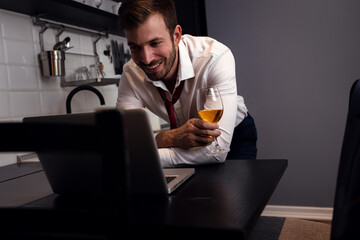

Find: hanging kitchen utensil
111;40;122;75
53;37;70;51
118;42;125;74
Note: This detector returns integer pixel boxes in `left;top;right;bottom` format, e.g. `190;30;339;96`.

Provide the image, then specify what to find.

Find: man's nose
141;46;153;65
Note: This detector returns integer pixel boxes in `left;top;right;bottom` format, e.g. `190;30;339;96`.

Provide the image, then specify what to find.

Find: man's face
125;13;180;81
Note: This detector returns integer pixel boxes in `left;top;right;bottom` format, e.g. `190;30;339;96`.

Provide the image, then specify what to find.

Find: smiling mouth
147;62;161;69
143;61;162;72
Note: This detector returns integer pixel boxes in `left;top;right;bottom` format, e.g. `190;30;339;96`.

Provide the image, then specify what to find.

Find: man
116;0;254;167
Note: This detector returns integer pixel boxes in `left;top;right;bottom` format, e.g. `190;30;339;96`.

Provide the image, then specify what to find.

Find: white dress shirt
116;34;248;167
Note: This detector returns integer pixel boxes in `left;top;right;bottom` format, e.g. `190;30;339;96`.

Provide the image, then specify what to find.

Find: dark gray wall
205;0;360;207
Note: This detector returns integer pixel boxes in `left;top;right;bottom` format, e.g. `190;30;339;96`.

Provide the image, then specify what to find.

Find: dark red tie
157;81;185;129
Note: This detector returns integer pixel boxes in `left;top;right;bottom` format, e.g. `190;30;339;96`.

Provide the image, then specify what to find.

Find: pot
40;50;65;77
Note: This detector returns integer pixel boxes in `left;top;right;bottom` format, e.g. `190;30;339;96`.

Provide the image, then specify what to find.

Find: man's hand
155;118;221;149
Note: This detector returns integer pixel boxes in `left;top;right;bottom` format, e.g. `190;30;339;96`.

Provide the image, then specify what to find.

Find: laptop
23;108;194;195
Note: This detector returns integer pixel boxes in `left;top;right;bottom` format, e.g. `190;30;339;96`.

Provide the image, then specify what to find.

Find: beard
137;43;177;81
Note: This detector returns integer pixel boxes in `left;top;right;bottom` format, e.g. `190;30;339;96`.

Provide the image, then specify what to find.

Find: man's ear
173;25;182;45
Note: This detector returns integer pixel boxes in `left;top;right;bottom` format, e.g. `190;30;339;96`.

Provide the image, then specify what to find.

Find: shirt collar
178;39;195;81
146;38;195;91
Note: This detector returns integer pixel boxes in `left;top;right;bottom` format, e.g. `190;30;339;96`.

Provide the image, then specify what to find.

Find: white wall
0;9;124;166
206;0;360;207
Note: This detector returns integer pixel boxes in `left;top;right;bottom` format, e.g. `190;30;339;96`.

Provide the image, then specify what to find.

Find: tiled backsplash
0;9;128;166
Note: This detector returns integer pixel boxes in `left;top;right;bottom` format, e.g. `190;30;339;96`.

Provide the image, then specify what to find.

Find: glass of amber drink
196;87;230;155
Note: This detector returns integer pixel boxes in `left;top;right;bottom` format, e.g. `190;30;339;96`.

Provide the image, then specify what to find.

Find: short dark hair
118;0;178;36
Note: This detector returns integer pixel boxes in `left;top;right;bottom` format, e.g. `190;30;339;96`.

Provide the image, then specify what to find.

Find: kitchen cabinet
0;0;124;36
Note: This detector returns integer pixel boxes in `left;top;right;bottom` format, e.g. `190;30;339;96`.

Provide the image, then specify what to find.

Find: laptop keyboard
165;176;176;184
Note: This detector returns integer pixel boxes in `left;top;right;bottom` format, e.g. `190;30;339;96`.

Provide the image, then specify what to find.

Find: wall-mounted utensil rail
33;16;108;55
33;16;119;87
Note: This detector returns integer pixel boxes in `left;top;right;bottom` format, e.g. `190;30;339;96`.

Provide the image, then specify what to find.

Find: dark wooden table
0;159;287;239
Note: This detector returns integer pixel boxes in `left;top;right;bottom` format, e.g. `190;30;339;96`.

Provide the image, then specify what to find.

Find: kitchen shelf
61;77;120;87
0;0;124;37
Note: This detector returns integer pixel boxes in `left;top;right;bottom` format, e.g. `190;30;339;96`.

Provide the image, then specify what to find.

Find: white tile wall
9;91;41;117
3;39;36;65
0;11;33;40
8;65;39;90
40;91;66;114
0;9;127;166
80;35;94;55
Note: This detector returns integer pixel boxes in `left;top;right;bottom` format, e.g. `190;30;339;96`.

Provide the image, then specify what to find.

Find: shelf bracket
93;34;102;56
55;26;65;43
38;25;48;52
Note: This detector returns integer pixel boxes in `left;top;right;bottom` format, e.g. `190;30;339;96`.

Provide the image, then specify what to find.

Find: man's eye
129;45;139;51
151;42;160;47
